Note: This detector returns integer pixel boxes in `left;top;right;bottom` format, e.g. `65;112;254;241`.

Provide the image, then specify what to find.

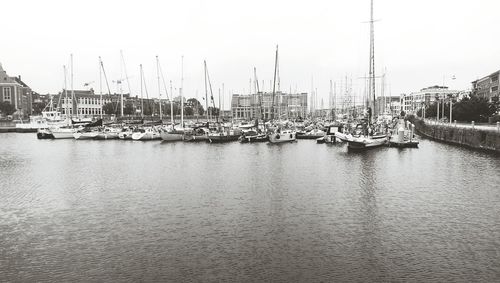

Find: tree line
417;95;499;122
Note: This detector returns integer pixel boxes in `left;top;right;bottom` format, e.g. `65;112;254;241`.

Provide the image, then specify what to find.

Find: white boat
73;130;99;140
95;127;120;140
51;127;76;139
118;128;134;140
15;111;66;131
132;127;161;141
268;129;296;143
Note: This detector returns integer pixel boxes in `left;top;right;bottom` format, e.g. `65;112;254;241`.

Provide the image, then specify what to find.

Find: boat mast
156;56;162;121
205;61;217;123
180;56;184;128
369;0;376;123
70;54;75;118
170;80;174;125
120;50;132;98
64;65;69;122
271;45;278;121
254;67;263;120
204;60;209;122
140;64;144;119
99;57;102;119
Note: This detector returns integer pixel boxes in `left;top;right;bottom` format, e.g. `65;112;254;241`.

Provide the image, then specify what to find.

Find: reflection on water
0;133;499;282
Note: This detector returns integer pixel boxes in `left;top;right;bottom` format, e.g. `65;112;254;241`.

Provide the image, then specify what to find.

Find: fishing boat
268;128;296;143
16;111;66;132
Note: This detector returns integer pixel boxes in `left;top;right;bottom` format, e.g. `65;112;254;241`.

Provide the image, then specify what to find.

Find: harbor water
1;133;499;282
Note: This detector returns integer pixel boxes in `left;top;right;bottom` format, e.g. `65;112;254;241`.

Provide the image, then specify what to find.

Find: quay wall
410;118;500;153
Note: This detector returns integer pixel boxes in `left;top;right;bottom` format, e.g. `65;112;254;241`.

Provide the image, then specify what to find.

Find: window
3;87;11;101
492;86;498;92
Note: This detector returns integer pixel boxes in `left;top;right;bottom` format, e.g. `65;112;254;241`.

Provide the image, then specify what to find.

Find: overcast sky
1;0;499;109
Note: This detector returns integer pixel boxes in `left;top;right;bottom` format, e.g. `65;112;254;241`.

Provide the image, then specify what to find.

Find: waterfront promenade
422;118;500;132
414;117;500;152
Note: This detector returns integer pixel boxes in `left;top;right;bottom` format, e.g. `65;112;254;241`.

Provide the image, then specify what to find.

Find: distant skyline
1;0;500;110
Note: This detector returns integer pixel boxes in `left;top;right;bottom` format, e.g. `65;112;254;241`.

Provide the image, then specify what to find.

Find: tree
0;102;16;116
124;103;135;115
207;106;220;117
102;102;115;115
184;106;194;116
32;102;47;115
187;98;205;116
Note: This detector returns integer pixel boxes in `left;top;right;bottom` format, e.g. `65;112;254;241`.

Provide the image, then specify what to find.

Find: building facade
472;70;499;102
375;95;402;117
0;63;33;117
401;85;460;114
231;91;308;120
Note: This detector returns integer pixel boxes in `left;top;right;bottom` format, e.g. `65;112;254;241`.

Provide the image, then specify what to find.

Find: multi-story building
472;70;499;102
375;95;402;117
231;91;307;120
0;63;33;117
51;89;113;116
401;85;460;114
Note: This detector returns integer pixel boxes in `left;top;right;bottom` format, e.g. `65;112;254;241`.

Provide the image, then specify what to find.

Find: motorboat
268;129;296;143
132;127;161;141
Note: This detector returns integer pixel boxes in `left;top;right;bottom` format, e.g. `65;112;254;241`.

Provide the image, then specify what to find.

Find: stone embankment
410;117;500;153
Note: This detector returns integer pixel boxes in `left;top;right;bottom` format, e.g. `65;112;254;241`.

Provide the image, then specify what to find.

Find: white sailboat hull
73;132;99;140
268;131;296;143
51;129;75;139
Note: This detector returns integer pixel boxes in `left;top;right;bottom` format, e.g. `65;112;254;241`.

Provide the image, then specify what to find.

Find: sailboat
268;45;297;144
346;0;387;150
51;64;77;139
204;61;241;143
160;56;185;141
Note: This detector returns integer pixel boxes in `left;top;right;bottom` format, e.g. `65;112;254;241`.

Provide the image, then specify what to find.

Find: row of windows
62;108;103;115
3;87;11;101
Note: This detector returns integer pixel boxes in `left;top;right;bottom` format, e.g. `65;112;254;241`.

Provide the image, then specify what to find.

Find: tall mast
254;67;262;120
204;61;209;122
70;54;75;118
369;0;376;122
271;45;278;121
170;80;174;125
222;83;225;118
99;57;102;119
120;50;132;96
140;64;144;118
180;56;184;128
330;80;333;119
156;56;162;120
64;65;69;120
